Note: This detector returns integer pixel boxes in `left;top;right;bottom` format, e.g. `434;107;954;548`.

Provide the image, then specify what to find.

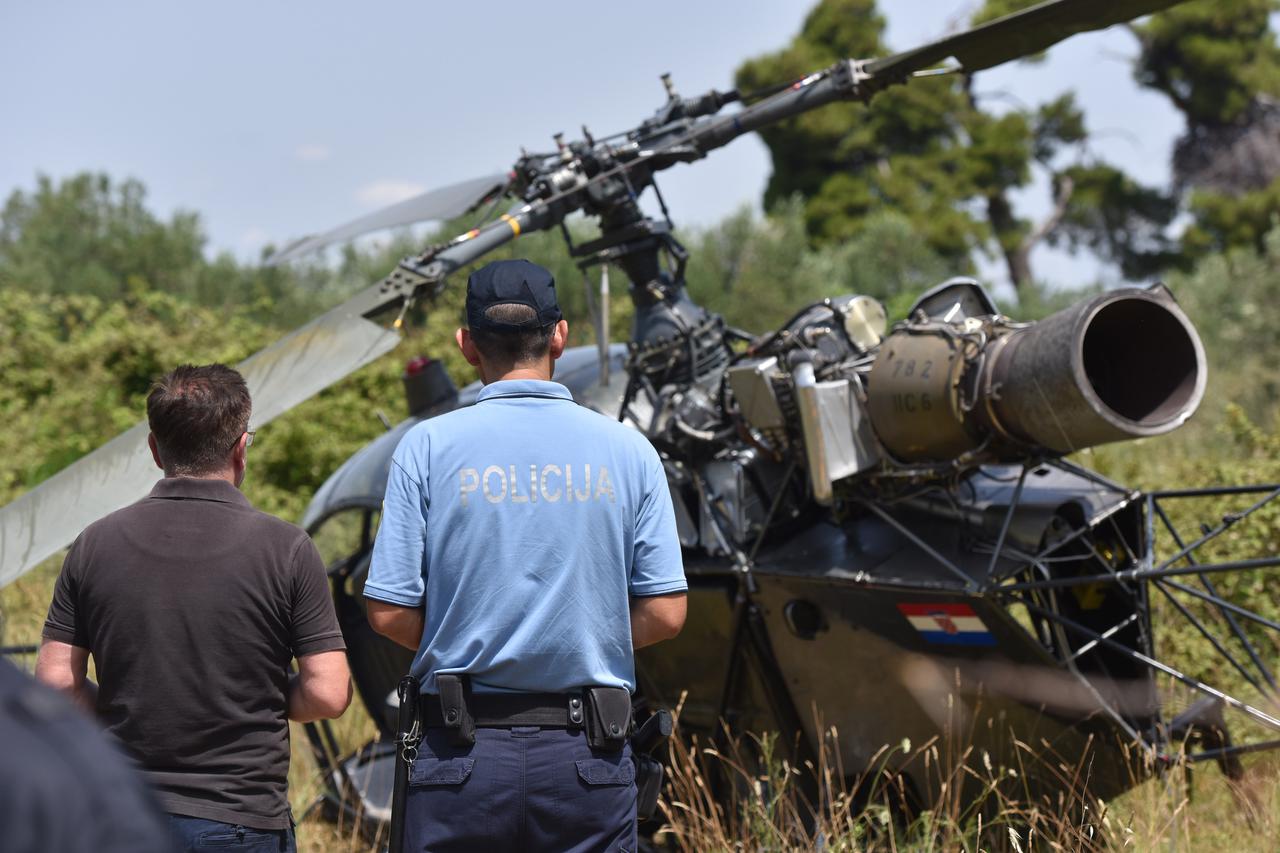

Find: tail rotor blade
268;171;510;264
0;301;401;588
866;0;1185;80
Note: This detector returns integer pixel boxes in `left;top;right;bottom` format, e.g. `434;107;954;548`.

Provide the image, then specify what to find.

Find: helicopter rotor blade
267;171;511;264
570;0;1191;186
0;300;402;588
352;2;1195;298
864;0;1184;80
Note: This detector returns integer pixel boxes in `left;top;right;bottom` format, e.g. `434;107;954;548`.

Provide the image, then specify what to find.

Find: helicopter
3;0;1279;836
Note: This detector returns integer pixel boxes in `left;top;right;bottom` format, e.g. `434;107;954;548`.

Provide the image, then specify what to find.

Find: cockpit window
309;508;379;575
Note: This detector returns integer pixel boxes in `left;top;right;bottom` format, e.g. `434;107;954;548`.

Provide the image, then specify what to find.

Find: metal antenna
599;264;611;387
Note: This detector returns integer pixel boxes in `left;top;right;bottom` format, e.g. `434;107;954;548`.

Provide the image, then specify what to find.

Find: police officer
365;259;687;852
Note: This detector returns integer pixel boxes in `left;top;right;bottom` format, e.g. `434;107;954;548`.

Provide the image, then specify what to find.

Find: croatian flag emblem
897;603;995;646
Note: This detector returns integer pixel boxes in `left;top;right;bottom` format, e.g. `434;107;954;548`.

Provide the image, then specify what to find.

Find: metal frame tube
1156;578;1280;635
1152;486;1280;572
984;465;1028;579
1150;484;1280;499
1153;499;1278;694
857;500;979;592
1022;601;1280;731
1173;738;1280;764
1001;555;1280;592
1151;581;1265;695
1066;613;1141;662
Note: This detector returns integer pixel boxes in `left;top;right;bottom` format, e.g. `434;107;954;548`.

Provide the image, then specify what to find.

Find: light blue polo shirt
364;378;686;694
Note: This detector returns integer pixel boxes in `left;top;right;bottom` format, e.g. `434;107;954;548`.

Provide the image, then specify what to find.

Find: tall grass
655;696;1117;853
653;704;1280;852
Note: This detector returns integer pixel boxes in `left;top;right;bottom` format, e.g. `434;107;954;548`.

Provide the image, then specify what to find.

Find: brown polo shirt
42;477;345;830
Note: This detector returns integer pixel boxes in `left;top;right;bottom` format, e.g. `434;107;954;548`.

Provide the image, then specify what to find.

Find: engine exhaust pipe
866;286;1207;462
984;286;1206;454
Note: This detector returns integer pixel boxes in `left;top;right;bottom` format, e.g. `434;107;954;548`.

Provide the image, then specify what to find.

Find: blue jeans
168;815;295;852
403;726;637;852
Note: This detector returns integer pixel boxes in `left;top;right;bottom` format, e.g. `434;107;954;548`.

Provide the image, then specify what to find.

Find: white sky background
0;0;1186;296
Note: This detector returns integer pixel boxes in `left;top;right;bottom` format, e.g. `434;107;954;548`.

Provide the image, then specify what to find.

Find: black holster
631;709;672;821
390;675;420;853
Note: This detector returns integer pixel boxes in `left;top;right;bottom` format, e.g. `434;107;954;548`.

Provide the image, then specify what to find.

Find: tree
1131;0;1280;163
683;198;949;330
1130;0;1280;257
0;174;205;301
0;172;380;327
1049;163;1182;279
735;0;981;272
733;0;1167;297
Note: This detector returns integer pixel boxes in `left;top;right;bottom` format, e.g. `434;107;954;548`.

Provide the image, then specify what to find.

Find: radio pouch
435;674;476;747
583;686;631;752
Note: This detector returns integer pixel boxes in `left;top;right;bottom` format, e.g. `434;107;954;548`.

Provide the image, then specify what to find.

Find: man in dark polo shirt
35;363;352;852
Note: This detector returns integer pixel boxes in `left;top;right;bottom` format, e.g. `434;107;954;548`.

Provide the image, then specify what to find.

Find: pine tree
1131;0;1280;255
733;0;1175;296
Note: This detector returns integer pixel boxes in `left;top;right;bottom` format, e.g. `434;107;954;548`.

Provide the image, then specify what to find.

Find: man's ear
230;432;248;487
456;328;482;367
231;433;248;467
549;319;569;361
147;433;165;472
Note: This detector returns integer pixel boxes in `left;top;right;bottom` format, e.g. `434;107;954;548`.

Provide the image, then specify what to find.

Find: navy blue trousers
403;726;637;853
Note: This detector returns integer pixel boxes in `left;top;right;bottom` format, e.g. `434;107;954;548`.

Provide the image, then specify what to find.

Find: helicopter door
310;506;414;739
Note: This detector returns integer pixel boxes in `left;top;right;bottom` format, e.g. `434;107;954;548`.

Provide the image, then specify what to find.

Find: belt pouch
436;674;476;747
584;686;631;752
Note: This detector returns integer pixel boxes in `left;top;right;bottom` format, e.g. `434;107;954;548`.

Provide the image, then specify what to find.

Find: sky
0;0;1186;295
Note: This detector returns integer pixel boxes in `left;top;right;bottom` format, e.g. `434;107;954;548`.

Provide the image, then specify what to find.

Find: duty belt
422;675;632;750
419;690;585;728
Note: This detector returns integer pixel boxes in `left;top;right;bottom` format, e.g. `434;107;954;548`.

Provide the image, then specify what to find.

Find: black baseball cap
465;259;563;332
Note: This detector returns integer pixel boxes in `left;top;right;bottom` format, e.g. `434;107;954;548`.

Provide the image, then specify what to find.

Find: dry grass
283;700;1280;852
1106;749;1280;851
288;698;389;852
654;702;1109;853
653;704;1280;853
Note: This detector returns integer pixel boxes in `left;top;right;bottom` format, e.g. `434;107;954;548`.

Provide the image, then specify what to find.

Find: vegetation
733;0;1182;293
736;0;1280;295
654;713;1280;852
1132;0;1280;129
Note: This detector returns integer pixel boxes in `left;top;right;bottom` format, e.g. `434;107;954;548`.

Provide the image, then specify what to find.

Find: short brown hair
146;364;251;476
469;303;555;364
